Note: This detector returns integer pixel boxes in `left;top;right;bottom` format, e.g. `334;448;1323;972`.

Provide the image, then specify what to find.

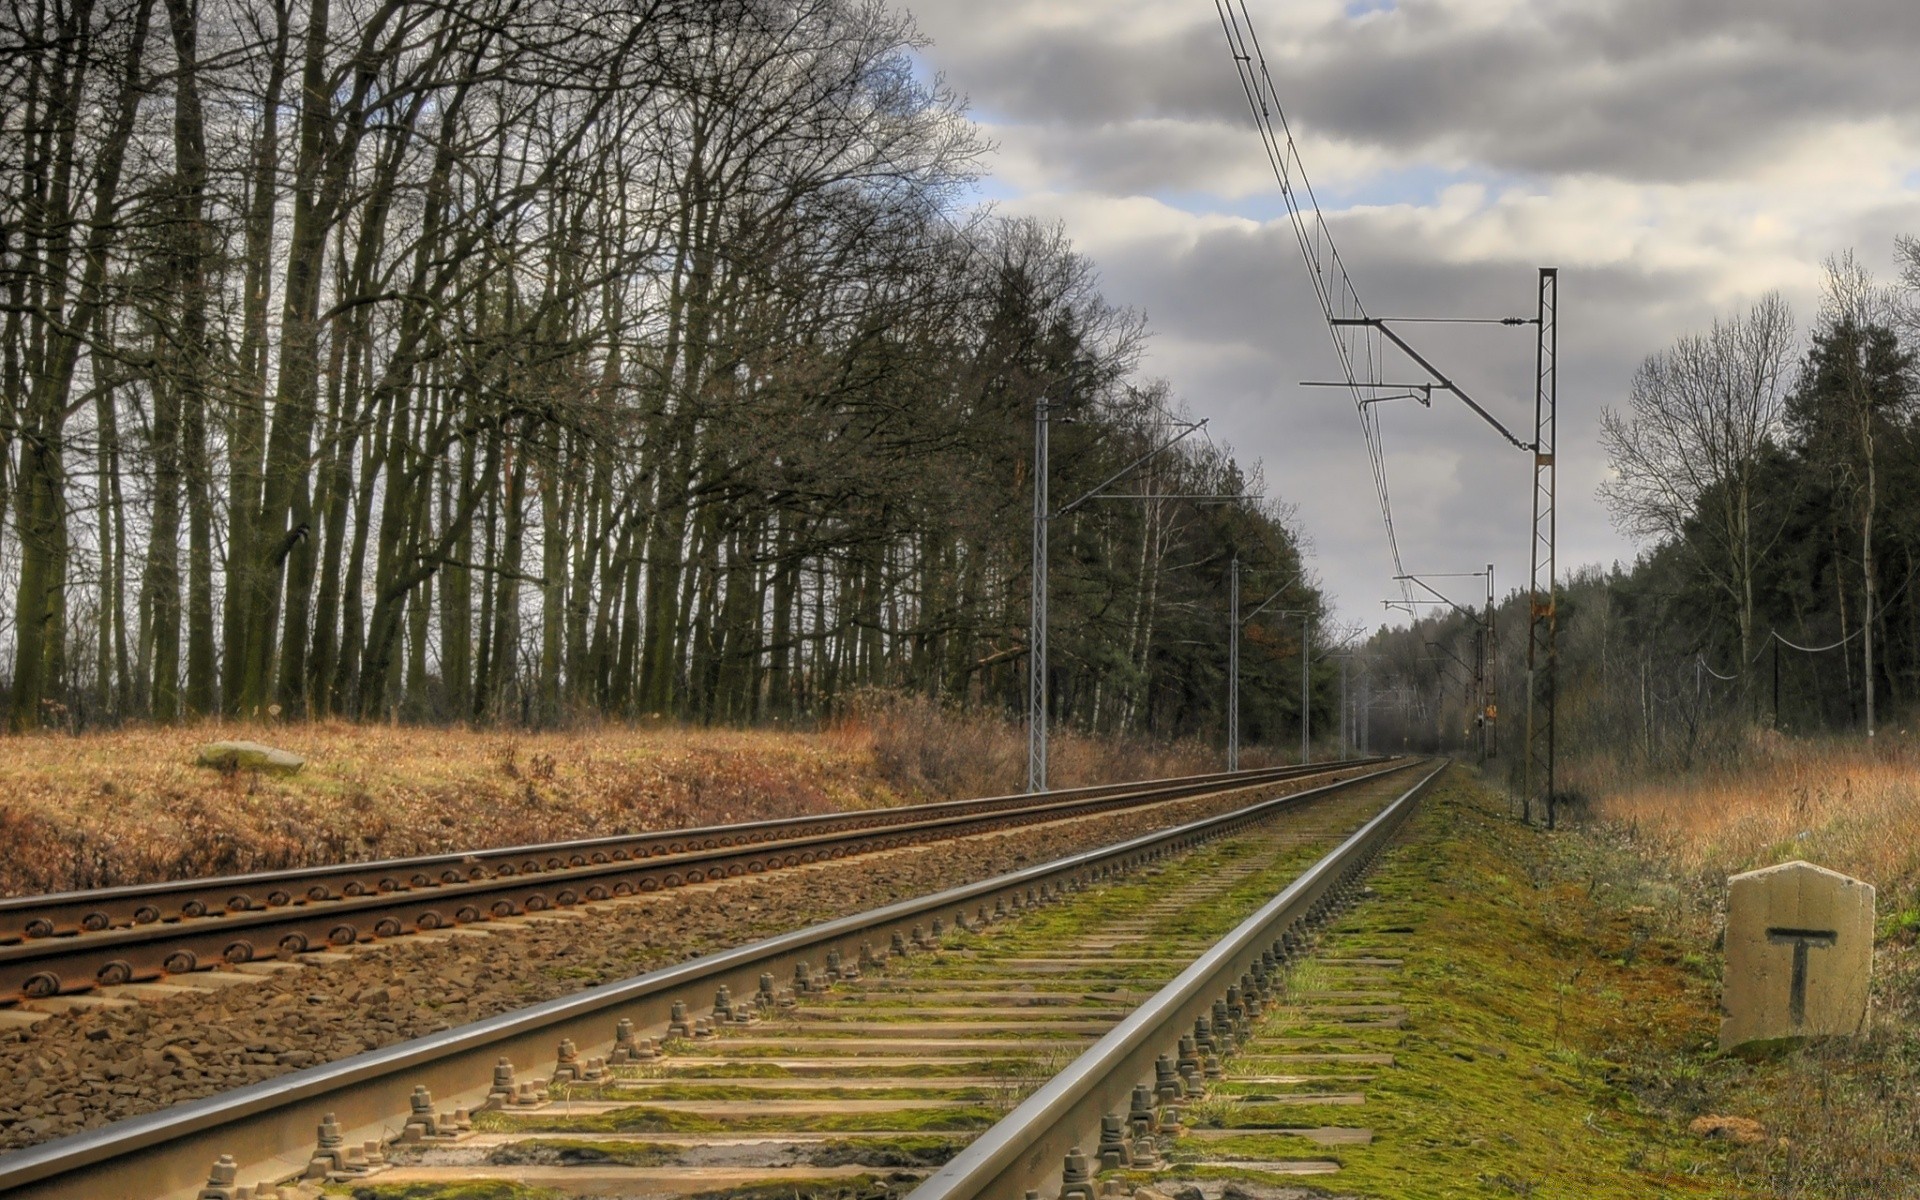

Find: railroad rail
0;758;1383;1005
914;759;1445;1198
0;758;1429;1200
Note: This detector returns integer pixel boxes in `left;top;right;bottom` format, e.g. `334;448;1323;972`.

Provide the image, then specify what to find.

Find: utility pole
1228;564;1301;772
1361;664;1371;753
1028;396;1051;794
1228;557;1240;772
1392;568;1495;762
1300;613;1311;764
1772;634;1781;731
1261;608;1316;765
1214;19;1555;799
1340;654;1350;757
1029;400;1209;793
1526;268;1559;828
1329;269;1558;820
1483;563;1498;760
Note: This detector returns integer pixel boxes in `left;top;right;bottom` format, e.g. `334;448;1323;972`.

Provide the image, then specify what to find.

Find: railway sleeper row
1;761;1376;946
206;777;1402;1198
0;762;1387;1004
181;857;1398;1200
0;760;1424;1200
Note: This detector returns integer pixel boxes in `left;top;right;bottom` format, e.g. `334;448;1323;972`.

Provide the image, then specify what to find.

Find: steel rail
0;760;1376;942
910;759;1447;1200
0;759;1424;1200
0;759;1385;1003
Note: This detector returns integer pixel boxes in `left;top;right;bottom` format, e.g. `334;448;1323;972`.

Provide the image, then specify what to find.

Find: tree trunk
223;0;289;714
10;0;154;732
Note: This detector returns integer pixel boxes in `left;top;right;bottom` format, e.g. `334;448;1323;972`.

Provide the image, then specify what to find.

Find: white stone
194;739;305;776
1720;859;1873;1049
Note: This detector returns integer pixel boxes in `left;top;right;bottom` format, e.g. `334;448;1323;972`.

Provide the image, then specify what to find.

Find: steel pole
1484;563;1497;760
1301;613;1311;765
1028;399;1049;793
1340;654;1350;757
1361;664;1370;753
1228;556;1241;772
1773;635;1781;730
1525;266;1559;826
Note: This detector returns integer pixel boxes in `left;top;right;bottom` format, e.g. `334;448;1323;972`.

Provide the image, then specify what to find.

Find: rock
194;740;304;776
1690;1115;1767;1145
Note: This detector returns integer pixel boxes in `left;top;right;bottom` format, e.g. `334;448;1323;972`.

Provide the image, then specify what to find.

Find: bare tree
0;0;1323;752
1599;292;1797;661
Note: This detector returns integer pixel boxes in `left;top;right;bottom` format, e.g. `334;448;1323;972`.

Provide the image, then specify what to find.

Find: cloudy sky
904;0;1920;629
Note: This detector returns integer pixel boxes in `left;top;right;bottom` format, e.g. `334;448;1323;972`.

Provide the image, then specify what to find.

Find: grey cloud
913;0;1920;184
904;0;1920;620
1017;202;1781;618
999;121;1263;196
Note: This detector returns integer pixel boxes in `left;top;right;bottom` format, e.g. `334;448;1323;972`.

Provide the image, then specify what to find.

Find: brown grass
0;722;896;898
1579;730;1920;896
1566;735;1920;1197
852;691;1235;799
0;700;1240;898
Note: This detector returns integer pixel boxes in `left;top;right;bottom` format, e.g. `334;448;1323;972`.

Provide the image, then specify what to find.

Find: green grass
687;1179;890;1200
473;1102;1003;1135
484;1138;681;1167
1156;768;1751;1200
582;1081;996;1101
324;1184;564;1200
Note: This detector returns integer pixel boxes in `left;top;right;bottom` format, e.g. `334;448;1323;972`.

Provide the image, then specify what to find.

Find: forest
1370;248;1920;781
0;0;1328;741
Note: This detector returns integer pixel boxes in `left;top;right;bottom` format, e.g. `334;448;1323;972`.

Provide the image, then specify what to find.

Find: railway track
0;759;1381;1005
0;756;1438;1200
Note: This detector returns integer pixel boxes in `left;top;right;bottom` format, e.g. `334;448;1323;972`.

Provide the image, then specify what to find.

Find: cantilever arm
1394;574;1485;624
1242;573;1303;625
1054;420;1208;519
1331;318;1532;451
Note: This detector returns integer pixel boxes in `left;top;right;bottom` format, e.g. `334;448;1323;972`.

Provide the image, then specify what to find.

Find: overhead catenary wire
1212;0;1413;607
1696;655;1740;683
1769;628;1866;655
1687;557;1920;678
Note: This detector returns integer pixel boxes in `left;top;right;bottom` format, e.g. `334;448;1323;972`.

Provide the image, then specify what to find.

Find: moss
806;1134;968;1167
687;1177;889;1200
333;1177;892;1200
1158;769;1753;1200
478;1102;1003;1135
483;1137;683;1167
467;1132;964;1172
594;1081;992;1101
643;1060;800;1079
326;1184;564;1200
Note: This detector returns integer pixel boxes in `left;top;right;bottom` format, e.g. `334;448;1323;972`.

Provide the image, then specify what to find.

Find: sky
903;0;1920;630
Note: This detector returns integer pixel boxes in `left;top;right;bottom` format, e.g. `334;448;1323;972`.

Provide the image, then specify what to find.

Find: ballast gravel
0;768;1375;1153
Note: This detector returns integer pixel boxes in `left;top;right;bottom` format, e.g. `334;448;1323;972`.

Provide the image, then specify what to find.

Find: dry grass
852;691;1235;799
1566;735;1920;1197
1578;730;1920;897
0;722;898;898
0;700;1241;898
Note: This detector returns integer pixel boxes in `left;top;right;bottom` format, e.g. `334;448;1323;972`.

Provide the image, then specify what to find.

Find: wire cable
1687;557;1920;678
1213;0;1413;607
1697;655;1739;682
